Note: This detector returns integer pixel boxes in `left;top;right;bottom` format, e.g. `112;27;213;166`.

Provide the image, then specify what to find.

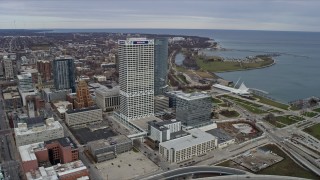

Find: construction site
217;120;262;143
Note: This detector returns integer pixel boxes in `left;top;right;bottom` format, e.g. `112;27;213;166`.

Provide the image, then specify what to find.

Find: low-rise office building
19;142;48;173
3;91;22;109
159;129;217;163
44;137;79;165
95;85;120;111
65;106;102;127
25;160;88;180
205;128;235;149
87;135;132;162
148;119;181;143
19;137;80;173
15;117;64;147
52;101;73;120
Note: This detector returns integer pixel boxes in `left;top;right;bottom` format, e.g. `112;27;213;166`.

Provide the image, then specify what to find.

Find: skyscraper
118;38;155;121
37;60;52;82
3;58;14;79
53;57;76;92
154;38;168;95
74;80;94;109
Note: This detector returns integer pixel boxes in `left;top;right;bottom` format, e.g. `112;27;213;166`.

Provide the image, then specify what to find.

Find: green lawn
302;111;318;118
223;95;262;107
211;97;223;104
312;108;320;113
290;106;301;111
175;65;187;72
266;119;286;128
304;123;320;140
222;95;267;114
266;115;304;128
253;95;289;110
268;109;283;114
238;102;267;114
196;56;274;72
276;116;297;125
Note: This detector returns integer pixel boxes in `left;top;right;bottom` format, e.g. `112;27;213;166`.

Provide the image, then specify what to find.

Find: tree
133;139;141;148
264;113;276;121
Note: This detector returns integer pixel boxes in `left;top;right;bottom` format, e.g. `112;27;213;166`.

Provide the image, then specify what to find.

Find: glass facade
53;58;76;93
154;38;168;95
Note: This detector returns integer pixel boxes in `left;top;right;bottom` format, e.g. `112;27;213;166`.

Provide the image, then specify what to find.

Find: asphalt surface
141;166;248;180
0;87;23;180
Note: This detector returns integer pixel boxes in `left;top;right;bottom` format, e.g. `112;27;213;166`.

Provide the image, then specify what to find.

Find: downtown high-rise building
154;38;169;95
118;38;155;121
53;57;76;92
74;80;94;109
3;58;14;79
37;60;52;82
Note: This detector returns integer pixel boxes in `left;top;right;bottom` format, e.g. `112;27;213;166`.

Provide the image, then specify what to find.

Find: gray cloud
0;0;319;31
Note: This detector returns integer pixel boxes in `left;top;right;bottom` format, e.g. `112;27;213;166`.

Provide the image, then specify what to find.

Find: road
199;174;309;180
139;166;249;180
0;87;23;180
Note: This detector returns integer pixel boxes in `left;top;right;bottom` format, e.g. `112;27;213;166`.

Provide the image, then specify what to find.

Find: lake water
50;29;320;102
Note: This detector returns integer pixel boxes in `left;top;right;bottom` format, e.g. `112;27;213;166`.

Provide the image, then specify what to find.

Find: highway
198;174;309;180
139;166;249;180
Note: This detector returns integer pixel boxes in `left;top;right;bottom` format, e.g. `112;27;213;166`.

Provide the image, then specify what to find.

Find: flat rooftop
19;142;45;162
87;135;131;150
71;127;116;145
95;85;119;96
66;105;100;114
148;119;180;131
131;116;162;131
3;92;20;100
95;151;159;180
167;91;210;101
206;128;234;144
45;137;78;149
160;128;217;151
54;160;87;177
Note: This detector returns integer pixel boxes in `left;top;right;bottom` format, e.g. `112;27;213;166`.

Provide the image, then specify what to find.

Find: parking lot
95;151;160;180
232;147;283;172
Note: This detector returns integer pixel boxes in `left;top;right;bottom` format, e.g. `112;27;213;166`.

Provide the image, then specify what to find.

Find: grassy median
253;95;289;110
304;123;320;140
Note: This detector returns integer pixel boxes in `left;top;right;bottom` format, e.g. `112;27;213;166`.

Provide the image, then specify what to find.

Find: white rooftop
212;82;250;96
19;142;45;162
159;128;217;151
53;160;87;177
174;91;210;101
14;118;63;136
95;85;119;96
26;166;58;180
53;101;72;108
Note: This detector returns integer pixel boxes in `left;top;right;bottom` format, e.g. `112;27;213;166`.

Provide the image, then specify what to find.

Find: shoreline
211;59;276;73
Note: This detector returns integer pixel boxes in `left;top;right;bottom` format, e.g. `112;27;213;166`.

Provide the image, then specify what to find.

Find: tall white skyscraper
118;38;154;121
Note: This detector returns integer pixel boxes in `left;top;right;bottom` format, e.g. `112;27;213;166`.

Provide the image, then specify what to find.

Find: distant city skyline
0;0;319;32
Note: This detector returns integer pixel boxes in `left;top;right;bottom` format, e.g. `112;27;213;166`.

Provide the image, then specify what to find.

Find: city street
0;87;23;180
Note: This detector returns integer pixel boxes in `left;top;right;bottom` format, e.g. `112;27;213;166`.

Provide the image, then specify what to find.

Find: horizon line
0;28;319;33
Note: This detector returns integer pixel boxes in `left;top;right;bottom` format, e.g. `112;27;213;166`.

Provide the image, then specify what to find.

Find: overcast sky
0;0;319;32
